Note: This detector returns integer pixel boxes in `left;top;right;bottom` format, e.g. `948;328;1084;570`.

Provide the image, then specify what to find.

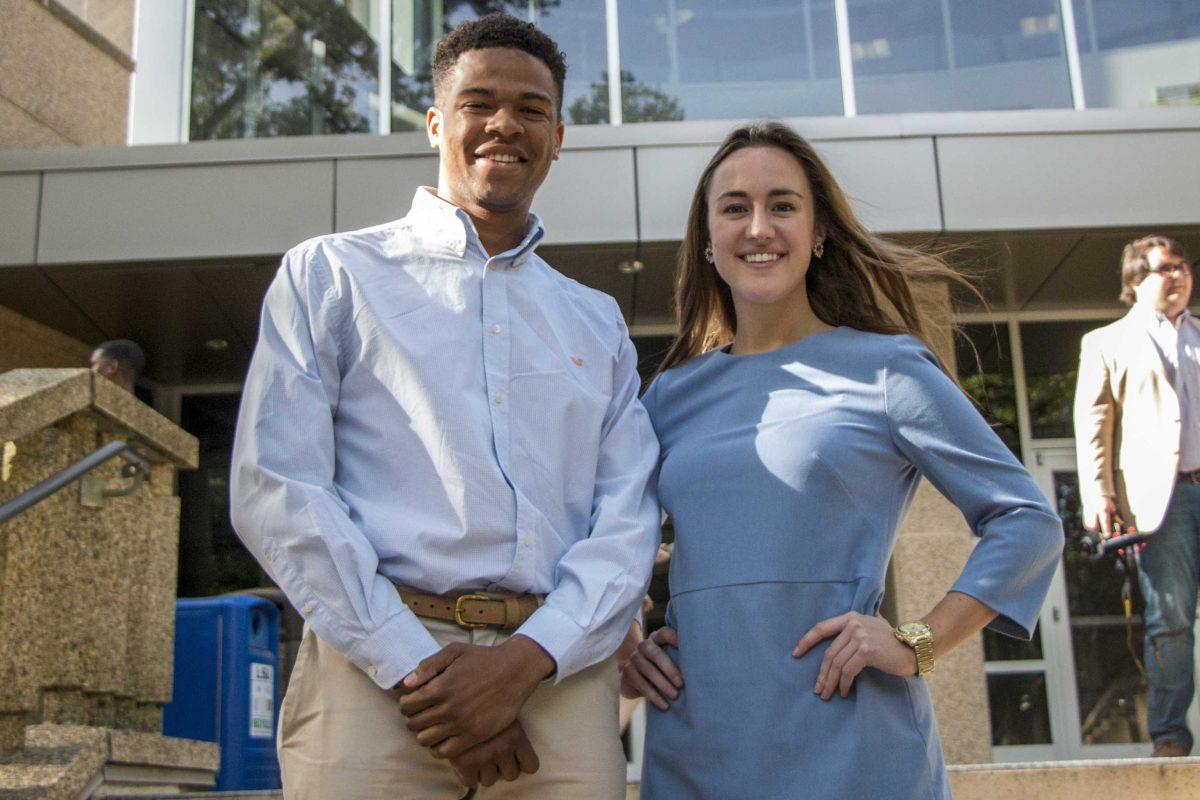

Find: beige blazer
1073;309;1197;533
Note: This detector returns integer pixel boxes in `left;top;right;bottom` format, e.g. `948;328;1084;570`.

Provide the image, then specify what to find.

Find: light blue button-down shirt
230;188;660;690
1138;305;1200;471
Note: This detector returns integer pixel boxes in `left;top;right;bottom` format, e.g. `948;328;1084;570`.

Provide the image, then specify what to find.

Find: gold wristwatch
894;621;935;677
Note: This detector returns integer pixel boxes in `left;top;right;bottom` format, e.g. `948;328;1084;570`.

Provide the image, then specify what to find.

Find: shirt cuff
514;604;588;684
345;610;443;690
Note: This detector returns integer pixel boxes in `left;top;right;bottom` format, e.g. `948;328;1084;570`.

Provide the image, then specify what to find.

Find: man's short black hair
432;14;567;116
95;339;146;373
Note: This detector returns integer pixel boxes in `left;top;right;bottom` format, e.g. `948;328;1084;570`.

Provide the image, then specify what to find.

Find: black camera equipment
1071;513;1149;679
1078;528;1153;559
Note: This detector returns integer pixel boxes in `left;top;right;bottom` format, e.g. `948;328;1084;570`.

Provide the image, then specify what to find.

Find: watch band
895;622;936;677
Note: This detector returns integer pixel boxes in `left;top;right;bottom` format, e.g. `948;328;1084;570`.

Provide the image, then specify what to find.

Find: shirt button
522;538;531;548
366;665;377;678
301;602;314;614
492;324;502;334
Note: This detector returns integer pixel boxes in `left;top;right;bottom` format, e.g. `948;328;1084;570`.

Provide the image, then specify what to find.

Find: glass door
1019;445;1200;760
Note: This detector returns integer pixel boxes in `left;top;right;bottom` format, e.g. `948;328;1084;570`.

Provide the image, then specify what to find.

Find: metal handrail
0;440;153;525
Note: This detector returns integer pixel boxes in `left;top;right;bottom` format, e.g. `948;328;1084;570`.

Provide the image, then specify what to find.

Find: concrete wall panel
0;173;40;266
335;156;437;232
939;132;1200;230
0;96;74;150
0;304;91;372
39;162;335;263
533;149;637;244
335;149;637;244
819;139;942;233
0;0;130;148
637;138;942;241
635;145;710;242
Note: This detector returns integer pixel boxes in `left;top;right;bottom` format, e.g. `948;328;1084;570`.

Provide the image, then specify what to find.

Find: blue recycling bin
164;595;282;790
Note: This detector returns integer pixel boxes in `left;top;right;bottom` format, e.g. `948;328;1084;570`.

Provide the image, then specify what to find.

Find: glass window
847;0;1073;114
956;323;1021;459
1019;319;1107;440
1051;468;1151;744
1073;0;1200;109
388;0;440;131
193;2;610;139
618;0;843;122
531;2;610;125
427;1;610;127
191;0;383;140
178;394;269;596
960;322;1041;663
984;627;1043;661
987;672;1053;746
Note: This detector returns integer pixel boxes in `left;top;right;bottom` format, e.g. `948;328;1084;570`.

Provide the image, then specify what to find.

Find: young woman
620;122;1063;799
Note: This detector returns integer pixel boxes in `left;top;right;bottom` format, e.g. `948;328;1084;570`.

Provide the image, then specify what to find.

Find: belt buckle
453;594;492;629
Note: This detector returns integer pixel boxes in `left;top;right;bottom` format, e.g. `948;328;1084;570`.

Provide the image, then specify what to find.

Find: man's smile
474;146;528;166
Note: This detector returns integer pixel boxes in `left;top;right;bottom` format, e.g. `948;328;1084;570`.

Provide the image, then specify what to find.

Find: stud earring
812;241;825;259
704;243;714;263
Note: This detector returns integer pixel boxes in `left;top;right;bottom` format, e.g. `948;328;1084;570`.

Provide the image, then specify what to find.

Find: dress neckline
713;326;848;360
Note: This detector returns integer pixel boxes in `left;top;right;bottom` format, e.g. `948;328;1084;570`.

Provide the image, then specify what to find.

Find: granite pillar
0;369;198;750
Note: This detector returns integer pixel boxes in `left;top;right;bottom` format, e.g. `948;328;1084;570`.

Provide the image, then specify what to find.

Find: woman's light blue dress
638;328;1063;800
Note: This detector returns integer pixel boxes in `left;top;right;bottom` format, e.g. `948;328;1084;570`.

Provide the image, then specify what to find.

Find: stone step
0;725;219;800
0;726;107;800
949;756;1200;799
102;795;280;800
100;758;1200;800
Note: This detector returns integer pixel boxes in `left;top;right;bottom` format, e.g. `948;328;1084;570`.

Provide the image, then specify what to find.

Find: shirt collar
407;187;545;266
1128;303;1185;331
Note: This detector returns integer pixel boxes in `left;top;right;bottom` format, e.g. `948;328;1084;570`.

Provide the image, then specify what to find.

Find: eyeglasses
1148;261;1191;277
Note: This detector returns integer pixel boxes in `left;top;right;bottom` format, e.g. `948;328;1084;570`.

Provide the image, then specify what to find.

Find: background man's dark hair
91;339;146;390
1120;234;1192;306
432;13;567;117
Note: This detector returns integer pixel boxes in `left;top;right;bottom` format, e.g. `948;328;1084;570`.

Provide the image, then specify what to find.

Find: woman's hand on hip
619;626;683;711
792;612;916;700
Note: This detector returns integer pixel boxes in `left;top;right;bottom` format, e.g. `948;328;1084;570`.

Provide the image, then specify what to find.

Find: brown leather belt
1179;470;1200;485
395;586;541;630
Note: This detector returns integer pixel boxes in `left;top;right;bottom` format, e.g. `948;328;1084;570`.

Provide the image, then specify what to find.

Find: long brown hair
656;121;977;375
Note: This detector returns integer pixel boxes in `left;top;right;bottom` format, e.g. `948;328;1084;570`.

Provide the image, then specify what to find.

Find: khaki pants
278;620;626;800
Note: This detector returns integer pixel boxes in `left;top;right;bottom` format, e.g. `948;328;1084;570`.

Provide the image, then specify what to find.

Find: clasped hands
397;634;554;789
619;611;919;708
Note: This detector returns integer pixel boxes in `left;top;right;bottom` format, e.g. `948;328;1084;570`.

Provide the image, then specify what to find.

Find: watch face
898;622;929;637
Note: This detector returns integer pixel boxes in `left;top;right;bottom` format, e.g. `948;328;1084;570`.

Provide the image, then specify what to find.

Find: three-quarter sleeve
230;246;440;689
515;300;661;680
884;337;1064;639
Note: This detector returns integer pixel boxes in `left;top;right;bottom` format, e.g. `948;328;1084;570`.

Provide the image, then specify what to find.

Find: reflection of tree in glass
960;372;1020;457
391;0;565;130
568;70;685;125
193;0;623;138
192;0;380;139
1026;371;1077;439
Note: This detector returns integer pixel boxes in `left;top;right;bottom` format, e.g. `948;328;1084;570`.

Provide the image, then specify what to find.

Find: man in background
89;339;144;393
1074;234;1198;757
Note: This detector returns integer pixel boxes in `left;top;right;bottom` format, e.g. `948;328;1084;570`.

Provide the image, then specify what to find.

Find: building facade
2;0;1200;772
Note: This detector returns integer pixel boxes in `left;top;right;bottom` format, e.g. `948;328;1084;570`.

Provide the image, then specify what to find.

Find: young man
231;15;659;799
1074;235;1198;758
